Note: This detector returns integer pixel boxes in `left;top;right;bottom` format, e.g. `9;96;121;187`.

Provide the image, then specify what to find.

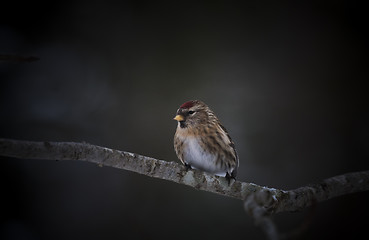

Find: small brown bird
173;100;239;181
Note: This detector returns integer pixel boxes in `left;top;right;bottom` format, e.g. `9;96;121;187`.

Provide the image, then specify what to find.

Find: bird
173;100;239;182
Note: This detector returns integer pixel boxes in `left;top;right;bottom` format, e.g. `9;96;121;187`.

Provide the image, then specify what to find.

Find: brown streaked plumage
173;100;239;181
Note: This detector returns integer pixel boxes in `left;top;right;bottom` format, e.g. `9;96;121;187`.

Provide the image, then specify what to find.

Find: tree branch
1;138;368;215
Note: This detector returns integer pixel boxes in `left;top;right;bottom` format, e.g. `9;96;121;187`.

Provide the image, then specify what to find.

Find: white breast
182;137;227;177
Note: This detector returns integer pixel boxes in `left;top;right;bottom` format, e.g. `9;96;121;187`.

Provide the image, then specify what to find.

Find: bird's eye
188;111;195;115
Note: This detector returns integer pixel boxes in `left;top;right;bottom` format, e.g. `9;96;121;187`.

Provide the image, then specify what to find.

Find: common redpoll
173;100;239;181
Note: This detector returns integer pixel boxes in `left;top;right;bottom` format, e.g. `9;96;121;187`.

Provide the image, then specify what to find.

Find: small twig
244;189;280;240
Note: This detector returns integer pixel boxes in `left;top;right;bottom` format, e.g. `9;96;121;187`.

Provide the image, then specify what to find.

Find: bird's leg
225;172;236;185
184;163;192;171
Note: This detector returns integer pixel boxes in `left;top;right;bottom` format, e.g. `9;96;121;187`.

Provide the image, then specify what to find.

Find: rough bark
1;138;368;216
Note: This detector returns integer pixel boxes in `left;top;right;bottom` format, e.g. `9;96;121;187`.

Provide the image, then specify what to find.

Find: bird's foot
184;163;192;171
225;172;236;185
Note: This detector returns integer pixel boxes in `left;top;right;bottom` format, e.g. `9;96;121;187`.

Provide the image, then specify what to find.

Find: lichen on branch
1;138;368;215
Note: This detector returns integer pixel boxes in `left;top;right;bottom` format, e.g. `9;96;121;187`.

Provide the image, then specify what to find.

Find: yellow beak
173;115;184;121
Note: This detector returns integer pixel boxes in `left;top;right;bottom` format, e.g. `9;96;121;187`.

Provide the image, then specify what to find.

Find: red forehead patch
180;101;194;109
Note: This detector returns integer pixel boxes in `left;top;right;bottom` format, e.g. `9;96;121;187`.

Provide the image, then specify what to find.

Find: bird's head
173;100;211;128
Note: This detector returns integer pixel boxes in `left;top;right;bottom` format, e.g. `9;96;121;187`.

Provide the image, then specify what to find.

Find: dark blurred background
1;1;368;239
